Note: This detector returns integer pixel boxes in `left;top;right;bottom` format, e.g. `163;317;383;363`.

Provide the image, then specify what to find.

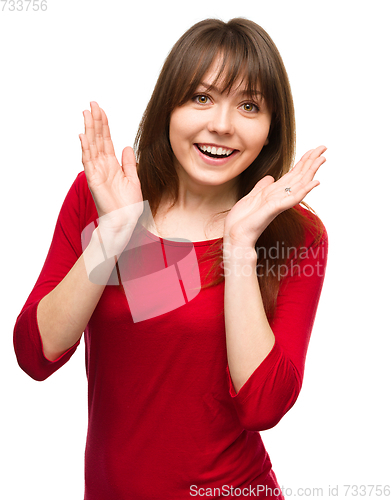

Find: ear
264;137;269;145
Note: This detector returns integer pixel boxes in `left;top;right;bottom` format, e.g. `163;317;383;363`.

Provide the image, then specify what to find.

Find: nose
207;105;234;136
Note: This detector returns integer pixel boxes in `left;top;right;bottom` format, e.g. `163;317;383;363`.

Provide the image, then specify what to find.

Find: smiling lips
196;143;236;158
194;143;239;165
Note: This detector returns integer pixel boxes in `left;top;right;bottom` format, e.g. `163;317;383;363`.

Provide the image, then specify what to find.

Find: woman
13;18;328;499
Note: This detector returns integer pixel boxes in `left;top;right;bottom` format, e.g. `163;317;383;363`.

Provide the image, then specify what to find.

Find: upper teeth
199;145;234;156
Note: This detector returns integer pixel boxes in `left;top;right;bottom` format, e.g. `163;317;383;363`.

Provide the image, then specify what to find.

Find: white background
1;0;391;498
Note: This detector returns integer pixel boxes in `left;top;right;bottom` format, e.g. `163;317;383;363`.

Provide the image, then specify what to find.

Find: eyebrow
199;81;263;97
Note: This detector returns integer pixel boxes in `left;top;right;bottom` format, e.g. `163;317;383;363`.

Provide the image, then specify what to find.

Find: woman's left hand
224;145;327;247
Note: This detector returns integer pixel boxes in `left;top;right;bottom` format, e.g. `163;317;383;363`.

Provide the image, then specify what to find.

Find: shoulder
285;204;329;273
73;171;96;209
59;171;98;229
274;205;329;293
60;170;89;202
72;170;90;197
294;203;328;250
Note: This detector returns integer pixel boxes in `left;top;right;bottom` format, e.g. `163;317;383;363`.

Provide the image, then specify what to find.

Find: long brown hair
133;18;324;320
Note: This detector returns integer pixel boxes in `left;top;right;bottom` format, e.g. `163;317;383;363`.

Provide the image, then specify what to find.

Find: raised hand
224;146;327;247
79;102;144;234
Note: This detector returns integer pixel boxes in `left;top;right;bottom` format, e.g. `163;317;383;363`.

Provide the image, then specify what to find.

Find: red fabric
13;172;328;499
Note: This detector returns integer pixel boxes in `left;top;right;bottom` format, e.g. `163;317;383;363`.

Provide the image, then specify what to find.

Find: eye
241;102;259;113
193;94;211;105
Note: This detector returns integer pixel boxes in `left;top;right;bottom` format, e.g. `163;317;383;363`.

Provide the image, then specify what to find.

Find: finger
298;148;314;166
293;155;326;187
121;146;138;179
79;133;91;163
290;149;314;173
243;175;275;201
90;101;104;154
301;149;314;161
83;109;98;159
278;180;320;212
308;145;327;160
79;133;95;178
289;162;324;199
276;154;325;201
289;147;327;186
255;175;275;191
100;108;116;156
295;179;321;200
291;145;327;176
307;154;326;178
300;145;327;173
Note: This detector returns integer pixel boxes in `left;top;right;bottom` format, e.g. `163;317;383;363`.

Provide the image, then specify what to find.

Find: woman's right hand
79;101;144;234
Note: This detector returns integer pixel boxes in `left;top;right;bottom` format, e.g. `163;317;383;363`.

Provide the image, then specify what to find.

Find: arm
222;146;328;430
13;102;143;379
13;172;90;380
223;224;328;431
13;175;136;380
223;243;275;394
37;226;132;361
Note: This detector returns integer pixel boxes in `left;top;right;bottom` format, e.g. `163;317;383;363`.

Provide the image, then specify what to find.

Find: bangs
172;23;276;112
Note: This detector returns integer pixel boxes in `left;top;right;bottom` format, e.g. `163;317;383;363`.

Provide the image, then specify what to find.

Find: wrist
94;225;134;256
82;228;126;286
96;201;145;230
223;234;257;254
223;222;259;249
222;240;258;265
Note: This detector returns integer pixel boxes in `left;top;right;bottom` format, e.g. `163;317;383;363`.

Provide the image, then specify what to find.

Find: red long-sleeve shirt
13;172;328;499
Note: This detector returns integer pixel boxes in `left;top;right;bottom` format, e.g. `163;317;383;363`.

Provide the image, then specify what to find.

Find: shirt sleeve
225;210;328;431
13;172;90;381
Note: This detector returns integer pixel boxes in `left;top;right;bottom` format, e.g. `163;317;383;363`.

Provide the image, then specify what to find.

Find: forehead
196;54;262;96
176;48;269;108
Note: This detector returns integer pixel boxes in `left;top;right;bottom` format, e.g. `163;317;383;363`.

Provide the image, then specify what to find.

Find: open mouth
196;144;236;159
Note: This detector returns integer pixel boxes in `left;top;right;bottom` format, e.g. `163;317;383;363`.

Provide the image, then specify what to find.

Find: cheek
169;113;179;150
242;121;270;152
169;110;193;152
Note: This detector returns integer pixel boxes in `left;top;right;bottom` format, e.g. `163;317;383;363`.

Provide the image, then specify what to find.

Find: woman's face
169;58;272;192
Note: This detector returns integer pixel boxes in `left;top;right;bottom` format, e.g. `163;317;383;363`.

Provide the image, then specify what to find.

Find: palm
224;146;327;245
79;102;143;228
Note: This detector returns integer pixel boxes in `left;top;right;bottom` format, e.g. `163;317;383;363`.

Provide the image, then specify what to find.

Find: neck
169;165;239;215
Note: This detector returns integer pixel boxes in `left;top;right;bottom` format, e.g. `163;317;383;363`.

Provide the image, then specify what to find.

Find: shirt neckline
138;223;223;247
